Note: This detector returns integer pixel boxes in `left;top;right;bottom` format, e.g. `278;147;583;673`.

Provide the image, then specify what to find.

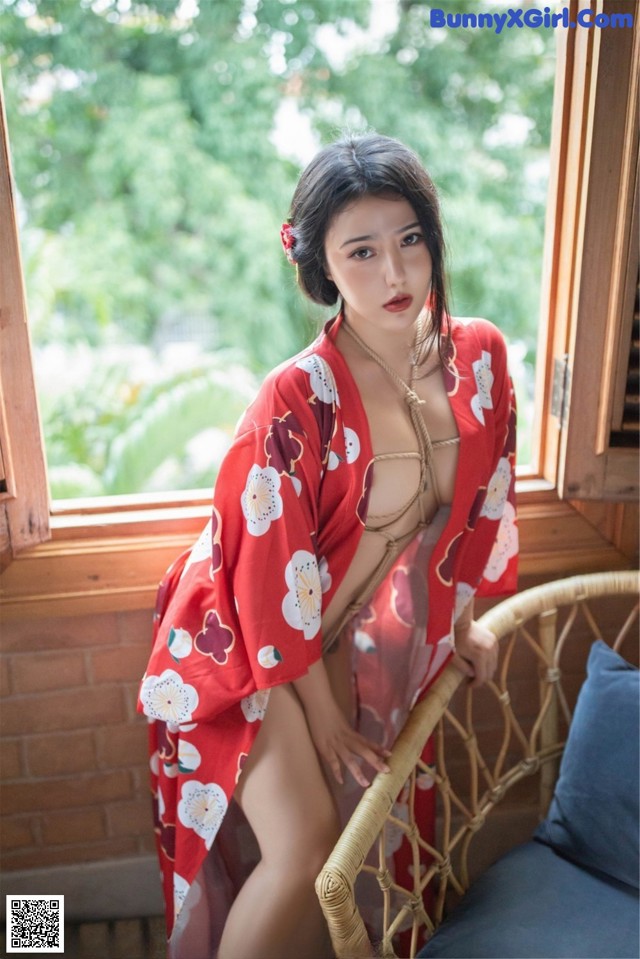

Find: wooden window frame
1;2;638;620
0;73;50;573
540;0;639;500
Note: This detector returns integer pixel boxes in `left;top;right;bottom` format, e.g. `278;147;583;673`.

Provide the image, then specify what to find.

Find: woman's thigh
323;634;354;723
234;683;340;871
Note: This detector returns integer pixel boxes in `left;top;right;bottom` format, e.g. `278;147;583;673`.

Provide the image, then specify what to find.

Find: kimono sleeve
475;324;518;596
211;377;328;691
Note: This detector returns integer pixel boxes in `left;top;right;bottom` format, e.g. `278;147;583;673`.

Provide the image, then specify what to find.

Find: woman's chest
354;364;460;515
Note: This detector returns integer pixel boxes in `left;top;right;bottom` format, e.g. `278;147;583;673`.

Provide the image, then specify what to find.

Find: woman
138;133;518;959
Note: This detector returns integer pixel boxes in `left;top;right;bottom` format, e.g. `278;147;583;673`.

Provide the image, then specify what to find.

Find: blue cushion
418;841;639;958
534;639;639;888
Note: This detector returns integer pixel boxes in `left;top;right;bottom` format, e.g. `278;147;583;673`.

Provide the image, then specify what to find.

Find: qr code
5;895;64;953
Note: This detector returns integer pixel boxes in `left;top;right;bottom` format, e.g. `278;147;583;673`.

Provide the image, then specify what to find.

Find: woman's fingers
453;621;499;687
322;742;366;787
462;651;492;687
341;751;370;788
356;742;391;775
451;652;476;680
321;735;391;787
333;733;390;787
306;695;391;787
326;752;344;786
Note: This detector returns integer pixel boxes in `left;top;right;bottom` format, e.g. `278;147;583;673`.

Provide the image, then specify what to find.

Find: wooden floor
2;916;167;959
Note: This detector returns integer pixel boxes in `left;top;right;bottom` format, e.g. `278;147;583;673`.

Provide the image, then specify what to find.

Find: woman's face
324;194;432;338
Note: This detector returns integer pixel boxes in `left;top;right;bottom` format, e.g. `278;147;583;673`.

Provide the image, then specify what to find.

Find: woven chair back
316;570;640;959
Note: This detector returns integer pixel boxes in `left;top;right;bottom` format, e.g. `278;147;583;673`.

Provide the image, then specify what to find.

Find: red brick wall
1;573;634;879
0;590;533;873
0;608;156;871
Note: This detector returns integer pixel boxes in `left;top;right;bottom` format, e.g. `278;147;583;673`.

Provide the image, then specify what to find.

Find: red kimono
138;312;517;954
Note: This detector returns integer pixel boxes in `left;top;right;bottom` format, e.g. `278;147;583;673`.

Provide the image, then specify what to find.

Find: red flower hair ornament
280;221;297;264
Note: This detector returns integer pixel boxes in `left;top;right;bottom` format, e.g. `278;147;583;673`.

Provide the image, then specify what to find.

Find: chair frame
316;570;640;959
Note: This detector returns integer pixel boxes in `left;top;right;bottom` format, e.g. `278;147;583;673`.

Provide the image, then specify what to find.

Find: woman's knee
280;800;341;876
251;758;340;877
310;817;342;876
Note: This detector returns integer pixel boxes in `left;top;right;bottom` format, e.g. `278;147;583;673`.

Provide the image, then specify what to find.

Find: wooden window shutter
0;72;50;571
542;0;639;502
609;261;639;447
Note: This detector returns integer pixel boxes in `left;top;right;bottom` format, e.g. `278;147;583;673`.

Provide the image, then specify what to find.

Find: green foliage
41;346;256;497
102;362;255;495
0;0;555;493
303;0;556;346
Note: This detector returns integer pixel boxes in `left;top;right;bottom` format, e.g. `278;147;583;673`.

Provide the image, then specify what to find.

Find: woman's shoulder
236;322;340;437
450;315;506;344
450;315;508;361
259;322;340;401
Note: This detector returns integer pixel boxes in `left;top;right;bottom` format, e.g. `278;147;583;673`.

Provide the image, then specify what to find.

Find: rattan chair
316;570;640;959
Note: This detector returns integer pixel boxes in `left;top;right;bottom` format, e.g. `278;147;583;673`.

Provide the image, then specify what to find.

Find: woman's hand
452;619;499;688
292;659;390;787
304;697;391;788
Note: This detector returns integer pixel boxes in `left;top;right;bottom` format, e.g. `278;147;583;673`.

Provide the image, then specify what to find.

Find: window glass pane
1;0;555;498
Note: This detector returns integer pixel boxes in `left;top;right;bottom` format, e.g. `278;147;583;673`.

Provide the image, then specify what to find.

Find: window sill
0;480;636;621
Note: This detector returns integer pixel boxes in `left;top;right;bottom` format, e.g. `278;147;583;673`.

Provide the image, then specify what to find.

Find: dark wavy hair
286;132;451;359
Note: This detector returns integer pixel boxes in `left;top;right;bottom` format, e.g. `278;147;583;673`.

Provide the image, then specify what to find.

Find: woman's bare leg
217;683;340;959
324;635;354;722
